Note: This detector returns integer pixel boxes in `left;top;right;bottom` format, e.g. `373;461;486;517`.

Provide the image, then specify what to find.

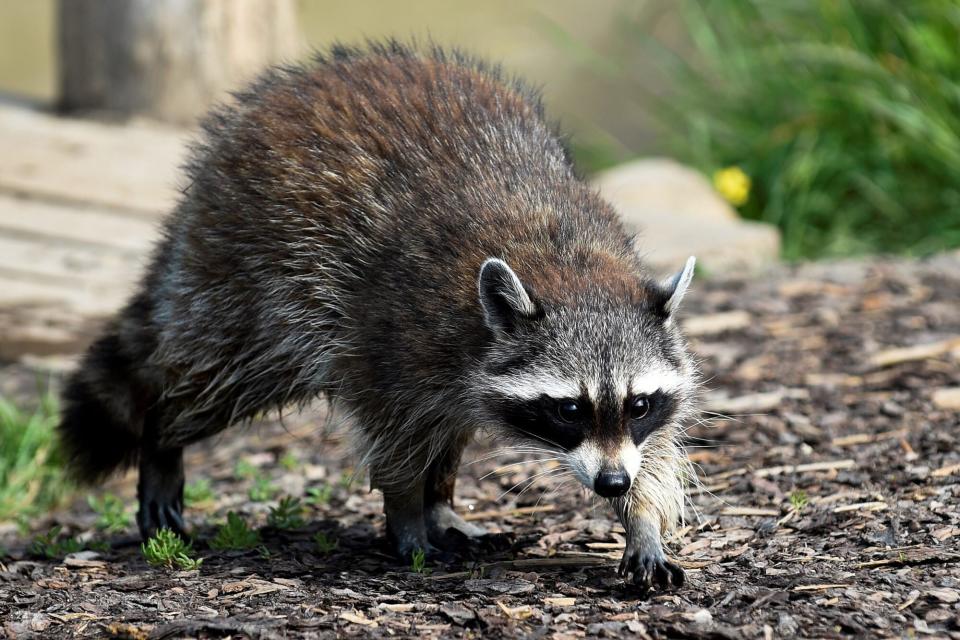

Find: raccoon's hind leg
135;403;190;539
424;433;487;550
136;445;186;539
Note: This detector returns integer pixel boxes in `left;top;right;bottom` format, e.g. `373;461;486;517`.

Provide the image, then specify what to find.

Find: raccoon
58;41;699;590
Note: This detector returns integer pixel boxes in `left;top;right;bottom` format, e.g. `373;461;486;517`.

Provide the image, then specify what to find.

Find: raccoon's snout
594;467;631;498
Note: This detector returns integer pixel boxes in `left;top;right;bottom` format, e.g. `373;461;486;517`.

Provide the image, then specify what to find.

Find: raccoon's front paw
426;504;486;545
618;546;685;591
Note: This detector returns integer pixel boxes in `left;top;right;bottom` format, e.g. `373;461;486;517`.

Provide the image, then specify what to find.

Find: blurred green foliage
0;391;70;522
573;0;960;260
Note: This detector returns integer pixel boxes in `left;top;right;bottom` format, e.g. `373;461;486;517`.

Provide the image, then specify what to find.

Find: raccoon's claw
387;520;452;564
475;531;516;553
618;550;685;591
392;538;458;565
137;498;187;540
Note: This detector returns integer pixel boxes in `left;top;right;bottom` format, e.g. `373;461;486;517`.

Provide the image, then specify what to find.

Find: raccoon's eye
629;395;652;420
556;399;584;423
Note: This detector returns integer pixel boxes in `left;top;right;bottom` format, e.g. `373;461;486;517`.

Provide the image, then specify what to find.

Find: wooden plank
0;235;147;287
0;274;130;316
0;104;189;217
0;322;91;360
0;194;160;252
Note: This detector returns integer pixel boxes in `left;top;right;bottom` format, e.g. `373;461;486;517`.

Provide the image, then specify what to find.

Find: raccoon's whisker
496;476;540;503
684;459;733;506
683;414;726;427
464;450;537;467
510;476;546;503
482;445;561;458
687;415;725;429
464;446;560;467
478;458;562;481
505;428;568;453
674;421;727;439
472;445;555;459
678;459;731;525
698;410;745;423
535;475;576;508
514;467;570;502
496;466;565;502
697;373;718;387
682;434;724;444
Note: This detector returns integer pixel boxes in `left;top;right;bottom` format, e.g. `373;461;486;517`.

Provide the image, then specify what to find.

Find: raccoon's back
177;42;569;269
149;42;635;411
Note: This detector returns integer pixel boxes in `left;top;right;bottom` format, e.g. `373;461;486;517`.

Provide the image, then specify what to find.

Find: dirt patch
2;256;959;639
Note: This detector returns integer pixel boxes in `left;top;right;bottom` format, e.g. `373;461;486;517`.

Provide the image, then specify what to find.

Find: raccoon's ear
660;256;696;318
478;258;538;334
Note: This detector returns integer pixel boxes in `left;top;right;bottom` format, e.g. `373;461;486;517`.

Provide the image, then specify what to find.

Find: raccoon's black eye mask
491;388;679;450
625;389;677;445
490;395;592;450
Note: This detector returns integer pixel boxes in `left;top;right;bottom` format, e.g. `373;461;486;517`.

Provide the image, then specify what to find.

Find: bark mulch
2;255;959;639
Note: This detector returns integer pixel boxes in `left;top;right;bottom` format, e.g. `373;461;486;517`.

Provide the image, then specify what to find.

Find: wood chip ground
2;256;959;639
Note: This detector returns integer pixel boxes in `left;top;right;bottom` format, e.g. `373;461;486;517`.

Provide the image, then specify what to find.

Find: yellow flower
713;166;751;207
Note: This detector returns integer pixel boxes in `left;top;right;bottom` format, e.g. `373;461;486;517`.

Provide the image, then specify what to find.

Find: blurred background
3;0;959;263
1;1;959;523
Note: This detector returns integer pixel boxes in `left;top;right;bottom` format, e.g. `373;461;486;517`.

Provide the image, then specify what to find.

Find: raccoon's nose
593;469;631;498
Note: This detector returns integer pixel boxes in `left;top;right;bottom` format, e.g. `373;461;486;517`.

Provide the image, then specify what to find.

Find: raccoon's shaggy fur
59;41;699;589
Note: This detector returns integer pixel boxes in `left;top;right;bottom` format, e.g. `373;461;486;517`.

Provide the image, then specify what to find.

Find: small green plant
87;493;131;533
210;512;261;550
789;489;809;512
141;528;203;570
184;478;215;507
306;484;333;506
267;496;306;529
87;539;111;553
29;525;84;559
410;548;430;575
234;458;258;480
467;562;486;579
313;531;339;555
0;391;72;521
248;475;279;502
279;452;298;471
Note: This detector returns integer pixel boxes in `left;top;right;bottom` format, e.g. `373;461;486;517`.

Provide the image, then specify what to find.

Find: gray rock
592;158;781;274
593;158;739;222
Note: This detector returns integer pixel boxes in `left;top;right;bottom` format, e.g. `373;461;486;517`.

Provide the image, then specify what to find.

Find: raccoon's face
470;257;698;498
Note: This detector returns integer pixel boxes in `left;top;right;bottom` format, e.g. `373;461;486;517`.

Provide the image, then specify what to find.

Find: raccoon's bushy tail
58;323;152;484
